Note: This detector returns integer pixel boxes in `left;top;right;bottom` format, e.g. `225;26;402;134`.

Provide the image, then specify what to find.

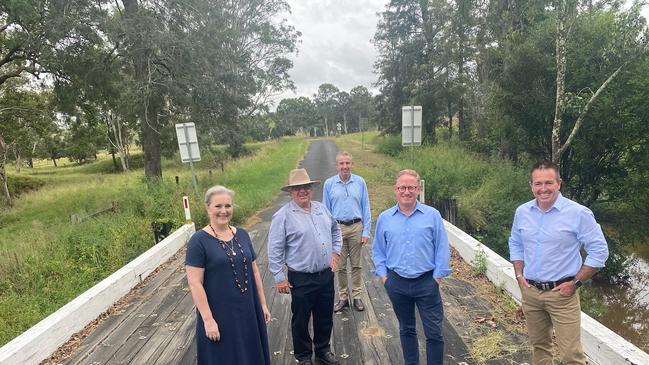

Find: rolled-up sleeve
331;212;342;255
579;208;609;268
433;212;451;278
267;211;287;283
361;181;372;238
371;214;388;277
508;209;524;262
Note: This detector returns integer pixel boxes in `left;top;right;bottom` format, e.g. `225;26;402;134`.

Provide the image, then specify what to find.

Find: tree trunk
110;147;118;170
51;157;58;167
456;0;469;142
0;136;12;206
122;0;162;179
140;96;162;178
323;115;329;137
447;99;453;139
552;0;569;163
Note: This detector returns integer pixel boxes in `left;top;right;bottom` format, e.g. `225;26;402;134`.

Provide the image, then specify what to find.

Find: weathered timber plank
62;255;183;365
88;268;188;364
111;290;193;364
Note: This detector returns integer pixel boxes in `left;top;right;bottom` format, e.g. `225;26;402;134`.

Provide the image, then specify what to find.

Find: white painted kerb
0;223;195;365
444;220;649;365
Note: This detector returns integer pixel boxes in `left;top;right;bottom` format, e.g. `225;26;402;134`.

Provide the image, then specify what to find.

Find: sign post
402;106;422;166
359;116;368;150
175;123;201;194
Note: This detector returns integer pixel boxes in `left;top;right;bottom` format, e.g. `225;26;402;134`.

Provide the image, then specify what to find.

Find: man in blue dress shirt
372;169;451;365
323;151;371;312
509;160;608;365
268;168;342;365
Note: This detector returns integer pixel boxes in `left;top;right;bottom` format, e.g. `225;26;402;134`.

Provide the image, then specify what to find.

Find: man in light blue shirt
509;160;608;365
268;168;342;365
322;151;371;312
372;169;451;365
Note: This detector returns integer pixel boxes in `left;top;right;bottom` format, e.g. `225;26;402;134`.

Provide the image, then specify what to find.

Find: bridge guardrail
0;223;196;365
444;220;649;365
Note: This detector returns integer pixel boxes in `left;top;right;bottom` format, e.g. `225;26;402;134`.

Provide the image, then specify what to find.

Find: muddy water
586;244;649;353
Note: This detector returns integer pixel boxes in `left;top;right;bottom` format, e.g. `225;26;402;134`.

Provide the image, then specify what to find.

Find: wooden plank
106;287;192;364
62;255;184;365
80;266;188;364
129;294;194;364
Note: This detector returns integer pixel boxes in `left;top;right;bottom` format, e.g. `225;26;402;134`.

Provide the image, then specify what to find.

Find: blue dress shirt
322;173;372;238
508;193;609;282
372;201;451;279
268;200;343;283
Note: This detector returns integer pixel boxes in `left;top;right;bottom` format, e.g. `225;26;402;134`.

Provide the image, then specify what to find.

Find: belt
288;268;332;276
527;276;574;291
337;218;361;226
388;269;434;280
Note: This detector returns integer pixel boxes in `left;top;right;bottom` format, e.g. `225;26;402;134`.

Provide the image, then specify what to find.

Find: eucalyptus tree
373;0;459;140
0;0;106;87
314;83;340;136
168;0;299;158
275;97;318;135
0;82;53;205
349;86;374;131
551;0;649;163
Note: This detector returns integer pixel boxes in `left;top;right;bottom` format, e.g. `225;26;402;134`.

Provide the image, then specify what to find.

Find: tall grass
376;138;531;258
0;138;306;346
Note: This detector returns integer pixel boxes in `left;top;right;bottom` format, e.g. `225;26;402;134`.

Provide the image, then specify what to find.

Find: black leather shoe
353;298;365;311
315;351;340;365
298;359;313;365
333;299;349;312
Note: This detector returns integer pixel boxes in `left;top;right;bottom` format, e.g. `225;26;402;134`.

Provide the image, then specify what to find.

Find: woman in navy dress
185;185;271;365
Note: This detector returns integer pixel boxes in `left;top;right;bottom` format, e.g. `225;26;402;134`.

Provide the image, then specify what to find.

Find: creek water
587;244;649;352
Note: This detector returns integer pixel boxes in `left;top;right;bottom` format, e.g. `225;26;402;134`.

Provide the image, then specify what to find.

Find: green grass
0;137;306;346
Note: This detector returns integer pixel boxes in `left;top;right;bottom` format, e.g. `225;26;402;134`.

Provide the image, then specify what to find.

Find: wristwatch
573;279;583;288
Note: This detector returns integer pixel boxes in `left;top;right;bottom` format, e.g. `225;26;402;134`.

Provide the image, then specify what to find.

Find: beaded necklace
209;224;249;293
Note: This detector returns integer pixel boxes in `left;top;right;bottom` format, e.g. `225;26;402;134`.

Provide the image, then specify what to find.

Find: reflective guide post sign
175;123;201;163
401;106;422;146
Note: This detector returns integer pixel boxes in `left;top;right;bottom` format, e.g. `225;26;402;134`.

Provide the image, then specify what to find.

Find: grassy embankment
0;137;307;346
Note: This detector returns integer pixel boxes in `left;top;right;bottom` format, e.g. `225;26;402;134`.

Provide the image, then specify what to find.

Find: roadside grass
0;137;306;346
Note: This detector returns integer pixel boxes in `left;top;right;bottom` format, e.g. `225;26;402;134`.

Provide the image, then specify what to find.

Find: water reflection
584;253;649;352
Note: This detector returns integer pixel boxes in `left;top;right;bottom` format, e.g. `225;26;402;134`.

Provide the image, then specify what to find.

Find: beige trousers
522;285;586;365
336;221;363;300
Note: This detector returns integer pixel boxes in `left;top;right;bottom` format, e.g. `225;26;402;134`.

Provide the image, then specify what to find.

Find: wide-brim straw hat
281;168;320;192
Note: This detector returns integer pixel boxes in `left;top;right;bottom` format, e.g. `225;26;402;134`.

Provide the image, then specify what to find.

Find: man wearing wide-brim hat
268;168;342;365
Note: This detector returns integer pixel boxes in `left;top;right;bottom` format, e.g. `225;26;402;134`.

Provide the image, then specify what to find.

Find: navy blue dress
185;228;270;365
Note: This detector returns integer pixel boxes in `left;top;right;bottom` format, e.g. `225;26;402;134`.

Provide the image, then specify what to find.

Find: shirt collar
334;173;355;184
289;200;314;212
390;201;424;216
529;192;565;212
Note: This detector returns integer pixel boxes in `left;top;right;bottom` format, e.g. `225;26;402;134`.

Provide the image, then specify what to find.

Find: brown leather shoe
353;298;365;311
333;299;349;312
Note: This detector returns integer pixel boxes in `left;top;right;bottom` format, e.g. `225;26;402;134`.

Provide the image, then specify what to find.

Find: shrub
6;174;46;196
375;134;403;157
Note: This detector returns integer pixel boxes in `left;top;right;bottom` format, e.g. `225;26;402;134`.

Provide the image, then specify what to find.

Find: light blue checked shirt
372;201;451;279
322;173;372;238
268;200;342;283
509;193;609;282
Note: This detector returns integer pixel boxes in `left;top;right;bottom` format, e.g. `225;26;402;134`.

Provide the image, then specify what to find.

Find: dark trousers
288;269;335;360
385;270;444;365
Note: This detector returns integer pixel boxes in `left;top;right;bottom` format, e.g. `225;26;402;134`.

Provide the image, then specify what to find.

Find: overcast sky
271;0;384;106
271;1;649;107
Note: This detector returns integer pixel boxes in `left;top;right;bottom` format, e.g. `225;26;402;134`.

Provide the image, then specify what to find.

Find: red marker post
182;196;192;223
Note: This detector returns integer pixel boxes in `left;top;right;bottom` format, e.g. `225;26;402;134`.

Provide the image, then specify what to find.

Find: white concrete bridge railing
444;220;649;365
0;223;195;365
2;220;647;365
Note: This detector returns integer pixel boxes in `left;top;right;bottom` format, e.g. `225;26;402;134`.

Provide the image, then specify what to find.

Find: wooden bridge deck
54;140;530;364
56;195;530;365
